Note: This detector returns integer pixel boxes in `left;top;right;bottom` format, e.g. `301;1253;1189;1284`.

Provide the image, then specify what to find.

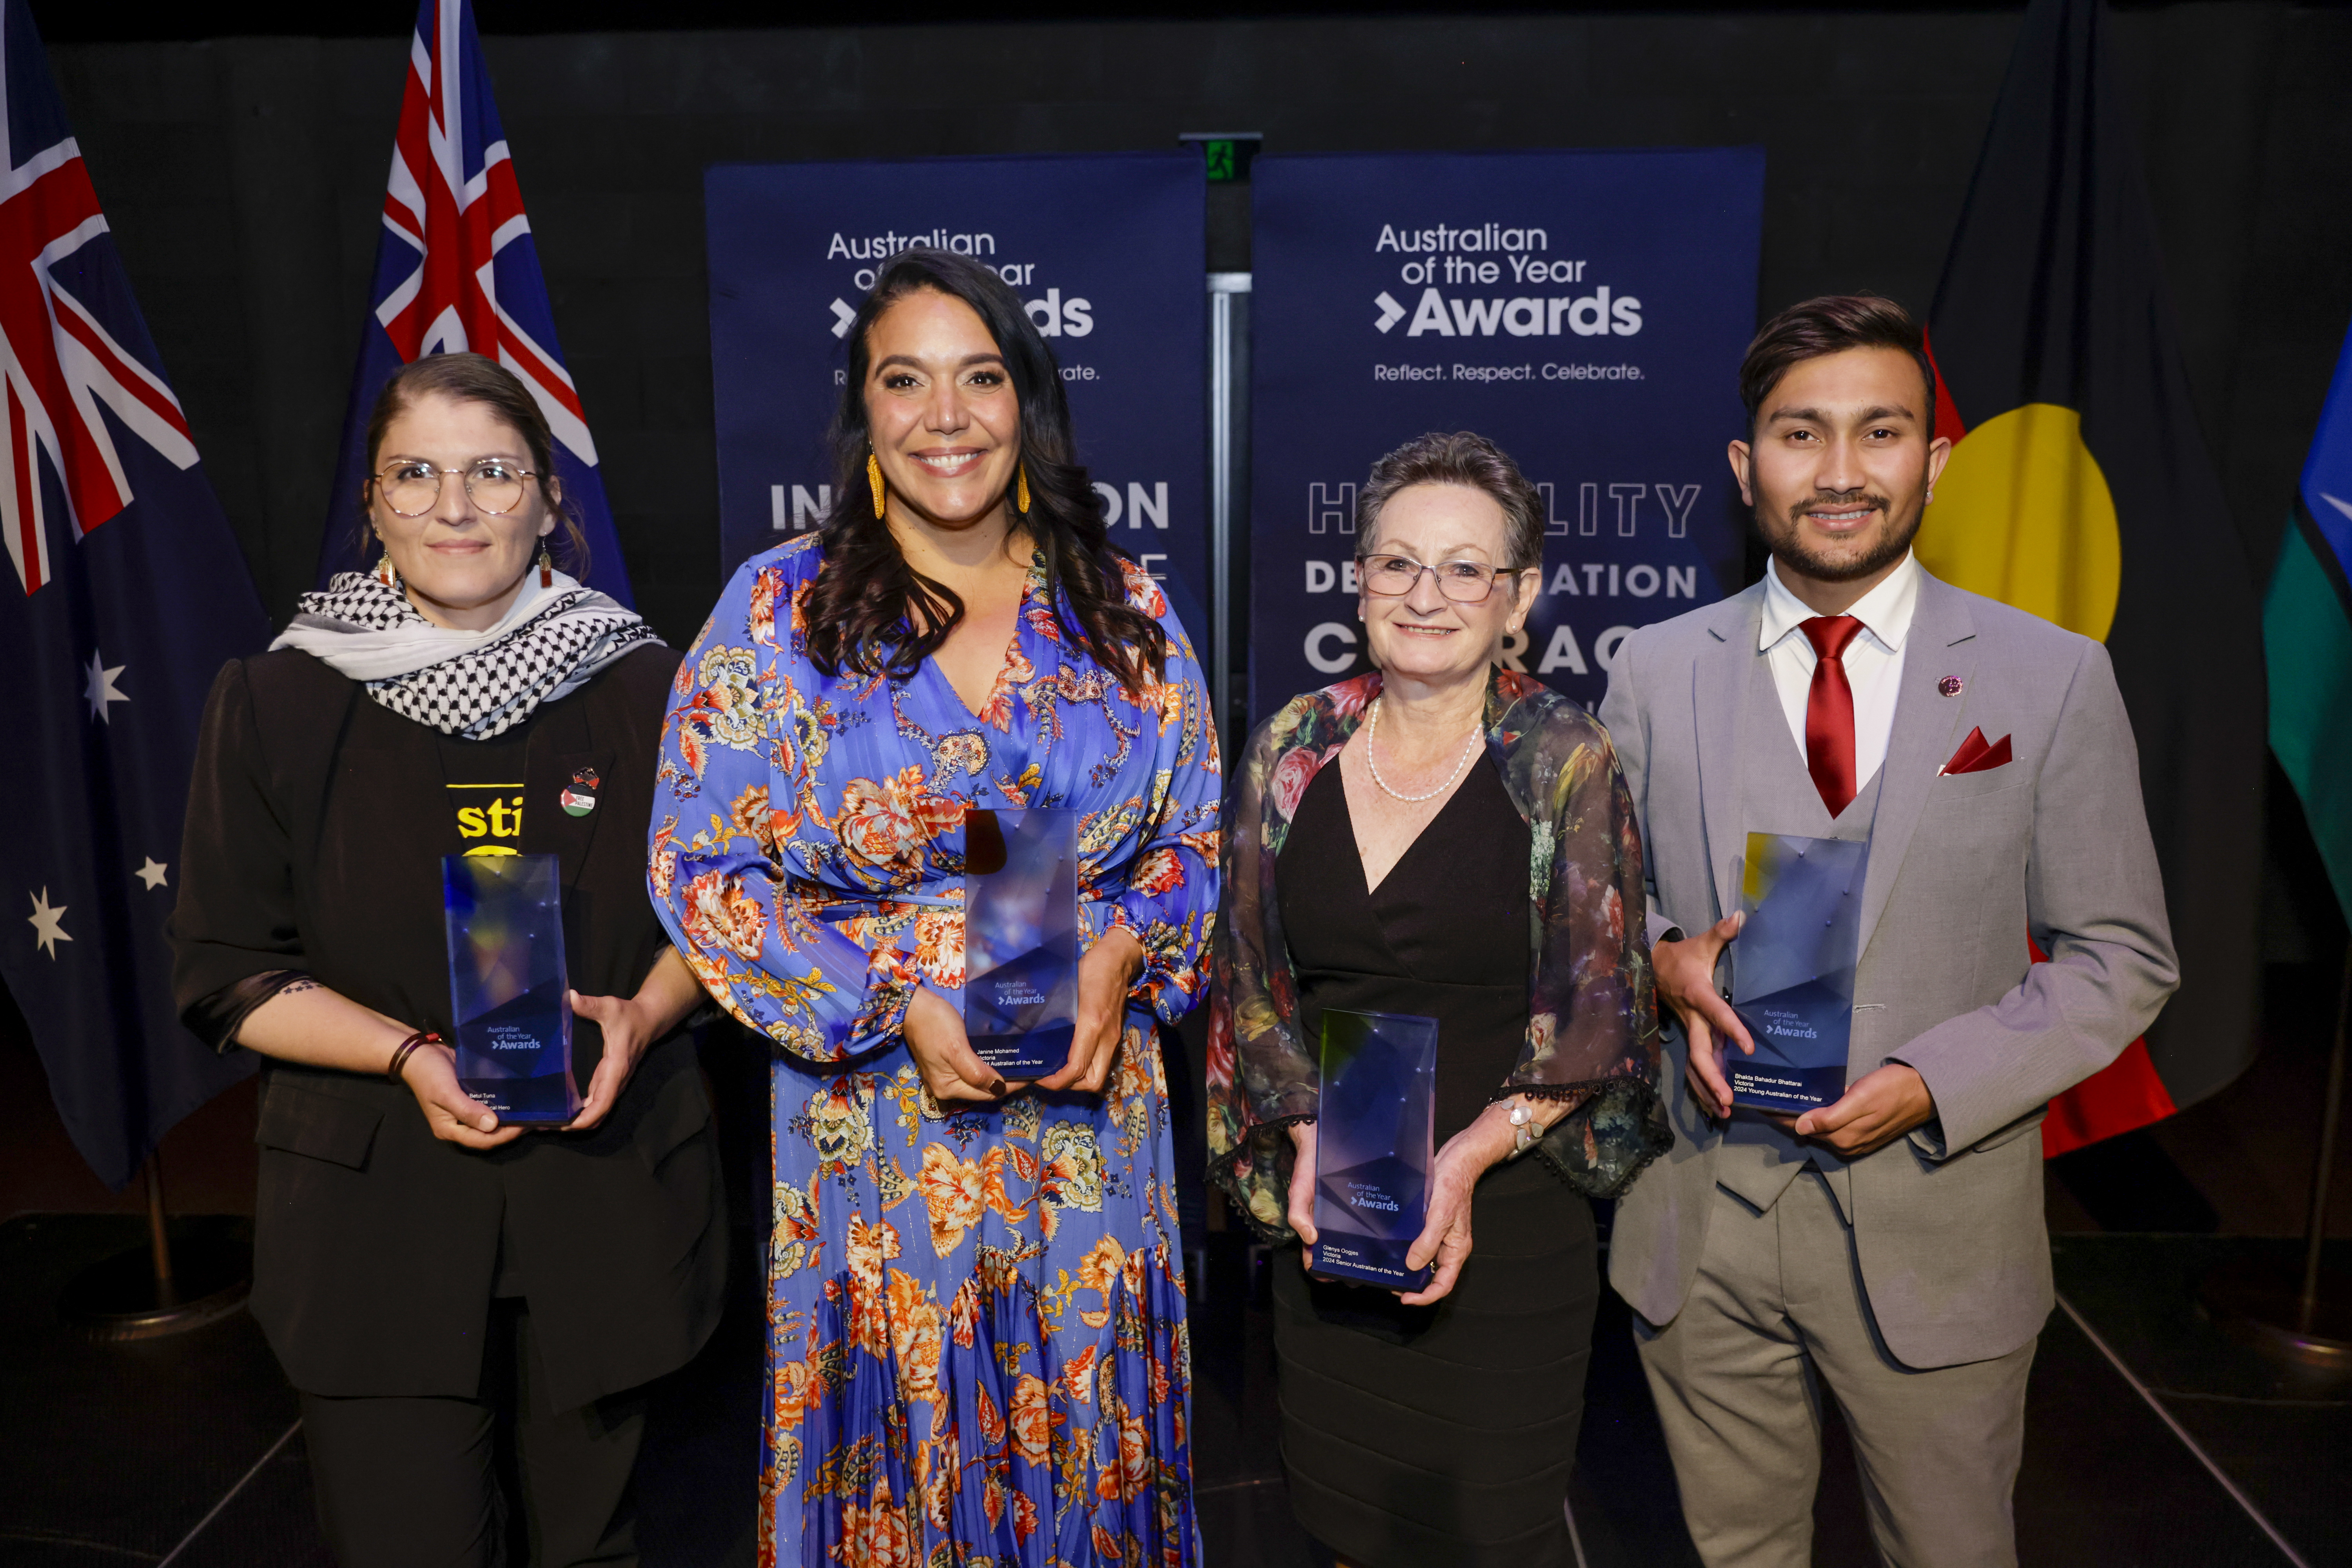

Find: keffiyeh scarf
270;569;662;738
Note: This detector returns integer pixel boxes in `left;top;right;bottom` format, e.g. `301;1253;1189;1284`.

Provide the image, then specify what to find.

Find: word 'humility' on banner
1249;150;1764;717
706;154;1208;628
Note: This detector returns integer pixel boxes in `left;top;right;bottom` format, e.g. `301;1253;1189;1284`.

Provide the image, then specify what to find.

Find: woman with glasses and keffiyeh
168;352;724;1568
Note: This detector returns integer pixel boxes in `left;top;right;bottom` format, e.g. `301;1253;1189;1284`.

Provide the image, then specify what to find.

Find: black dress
1271;754;1599;1568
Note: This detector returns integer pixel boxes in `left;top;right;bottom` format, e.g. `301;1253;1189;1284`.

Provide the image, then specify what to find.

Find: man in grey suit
1599;295;2178;1568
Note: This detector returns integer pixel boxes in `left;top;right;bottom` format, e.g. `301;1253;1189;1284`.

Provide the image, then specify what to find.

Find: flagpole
59;1152;249;1342
144;1152;179;1309
2202;940;2352;1374
2296;944;2350;1332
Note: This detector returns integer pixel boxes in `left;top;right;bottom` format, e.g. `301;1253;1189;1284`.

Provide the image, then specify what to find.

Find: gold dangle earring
1016;463;1031;514
867;451;887;519
537;542;555;589
374;540;397;587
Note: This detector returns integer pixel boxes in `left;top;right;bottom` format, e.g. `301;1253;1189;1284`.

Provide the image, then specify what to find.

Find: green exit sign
1181;132;1261;184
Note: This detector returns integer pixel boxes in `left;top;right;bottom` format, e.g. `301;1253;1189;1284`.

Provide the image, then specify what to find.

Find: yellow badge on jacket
452;786;524;856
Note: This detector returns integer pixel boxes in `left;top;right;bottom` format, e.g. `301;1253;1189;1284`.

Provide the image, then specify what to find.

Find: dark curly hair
802;247;1167;694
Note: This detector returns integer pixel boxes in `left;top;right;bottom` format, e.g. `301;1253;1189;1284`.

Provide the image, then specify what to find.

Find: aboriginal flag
1917;0;2266;1154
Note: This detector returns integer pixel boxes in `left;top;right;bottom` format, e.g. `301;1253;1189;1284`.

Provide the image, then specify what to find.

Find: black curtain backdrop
46;5;2352;655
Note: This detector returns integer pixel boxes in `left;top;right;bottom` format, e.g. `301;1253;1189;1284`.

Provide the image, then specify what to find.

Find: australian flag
318;0;633;604
0;0;269;1188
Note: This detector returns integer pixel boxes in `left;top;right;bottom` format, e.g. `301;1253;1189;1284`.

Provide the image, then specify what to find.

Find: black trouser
299;1300;646;1568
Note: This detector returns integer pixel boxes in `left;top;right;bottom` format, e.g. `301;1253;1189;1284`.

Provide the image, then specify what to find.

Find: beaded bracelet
1506;1098;1541;1159
386;1030;443;1083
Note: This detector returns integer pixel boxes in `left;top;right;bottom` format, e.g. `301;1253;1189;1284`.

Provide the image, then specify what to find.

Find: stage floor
0;1214;2340;1567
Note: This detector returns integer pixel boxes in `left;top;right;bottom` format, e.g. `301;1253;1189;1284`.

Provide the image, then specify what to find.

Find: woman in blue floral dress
649;249;1218;1568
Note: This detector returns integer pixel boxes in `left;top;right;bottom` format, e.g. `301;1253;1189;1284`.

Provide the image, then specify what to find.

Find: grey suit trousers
1633;1174;2035;1568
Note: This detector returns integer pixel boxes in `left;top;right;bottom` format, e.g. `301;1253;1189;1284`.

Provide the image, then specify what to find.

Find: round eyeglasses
374;459;539;518
1358;552;1519;604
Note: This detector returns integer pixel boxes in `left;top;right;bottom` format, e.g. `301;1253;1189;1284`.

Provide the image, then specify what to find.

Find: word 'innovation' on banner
706;153;1208;630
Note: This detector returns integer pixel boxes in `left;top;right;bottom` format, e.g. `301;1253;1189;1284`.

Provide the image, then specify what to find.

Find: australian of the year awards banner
705;153;1208;625
1248;149;1764;716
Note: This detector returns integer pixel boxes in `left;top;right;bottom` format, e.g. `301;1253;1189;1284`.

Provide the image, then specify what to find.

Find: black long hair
802;247;1167;693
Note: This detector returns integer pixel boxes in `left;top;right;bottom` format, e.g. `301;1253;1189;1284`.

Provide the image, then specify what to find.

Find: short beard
1760;490;1922;584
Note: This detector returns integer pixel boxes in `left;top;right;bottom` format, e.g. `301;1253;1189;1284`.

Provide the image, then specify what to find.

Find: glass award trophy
962;807;1080;1079
443;853;578;1124
1310;1008;1439;1291
1726;831;1868;1113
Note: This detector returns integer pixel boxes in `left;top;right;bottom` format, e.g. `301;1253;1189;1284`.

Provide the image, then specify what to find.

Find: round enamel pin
560;765;600;817
1938;676;1964;697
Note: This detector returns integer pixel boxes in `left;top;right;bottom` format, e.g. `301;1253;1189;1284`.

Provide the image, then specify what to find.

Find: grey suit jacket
1600;568;2178;1368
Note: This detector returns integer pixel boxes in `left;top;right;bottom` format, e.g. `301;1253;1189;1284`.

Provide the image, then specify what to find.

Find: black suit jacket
170;644;726;1410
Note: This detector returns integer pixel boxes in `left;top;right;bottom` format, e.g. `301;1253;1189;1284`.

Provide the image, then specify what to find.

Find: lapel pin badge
560;765;601;818
1937;676;1964;697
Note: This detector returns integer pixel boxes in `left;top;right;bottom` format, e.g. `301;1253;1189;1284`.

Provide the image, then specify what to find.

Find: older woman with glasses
170;353;725;1568
1208;431;1667;1568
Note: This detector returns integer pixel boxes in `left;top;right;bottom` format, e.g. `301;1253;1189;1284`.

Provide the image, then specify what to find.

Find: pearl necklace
1364;698;1483;803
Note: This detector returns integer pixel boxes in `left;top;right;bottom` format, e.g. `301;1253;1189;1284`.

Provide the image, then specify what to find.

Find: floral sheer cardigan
1206;667;1670;1240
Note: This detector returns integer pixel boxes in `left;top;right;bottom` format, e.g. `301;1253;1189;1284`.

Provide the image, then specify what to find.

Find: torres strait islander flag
0;0;269;1186
2266;327;2352;931
319;0;633;604
1916;0;2266;1155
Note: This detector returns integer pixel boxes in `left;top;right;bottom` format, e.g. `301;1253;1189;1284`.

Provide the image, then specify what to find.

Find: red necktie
1800;615;1865;816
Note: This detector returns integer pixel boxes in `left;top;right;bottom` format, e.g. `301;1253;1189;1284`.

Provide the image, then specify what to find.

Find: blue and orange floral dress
649;534;1218;1568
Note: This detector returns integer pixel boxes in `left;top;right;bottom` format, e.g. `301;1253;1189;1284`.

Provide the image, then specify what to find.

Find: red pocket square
1941;729;2012;775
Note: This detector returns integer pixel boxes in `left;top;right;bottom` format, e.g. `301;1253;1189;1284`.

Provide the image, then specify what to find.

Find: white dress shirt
1758;551;1920;792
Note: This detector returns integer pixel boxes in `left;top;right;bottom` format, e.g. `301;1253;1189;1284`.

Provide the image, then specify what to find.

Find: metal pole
143;1152;179;1308
1207;272;1251;751
2198;939;2352;1372
1208;280;1230;738
2299;938;2352;1334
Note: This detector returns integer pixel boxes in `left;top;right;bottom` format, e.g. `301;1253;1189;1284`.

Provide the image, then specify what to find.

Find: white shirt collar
1759;550;1920;655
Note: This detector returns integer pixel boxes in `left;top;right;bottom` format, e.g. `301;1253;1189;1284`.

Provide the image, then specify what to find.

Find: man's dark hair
1737;294;1937;433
